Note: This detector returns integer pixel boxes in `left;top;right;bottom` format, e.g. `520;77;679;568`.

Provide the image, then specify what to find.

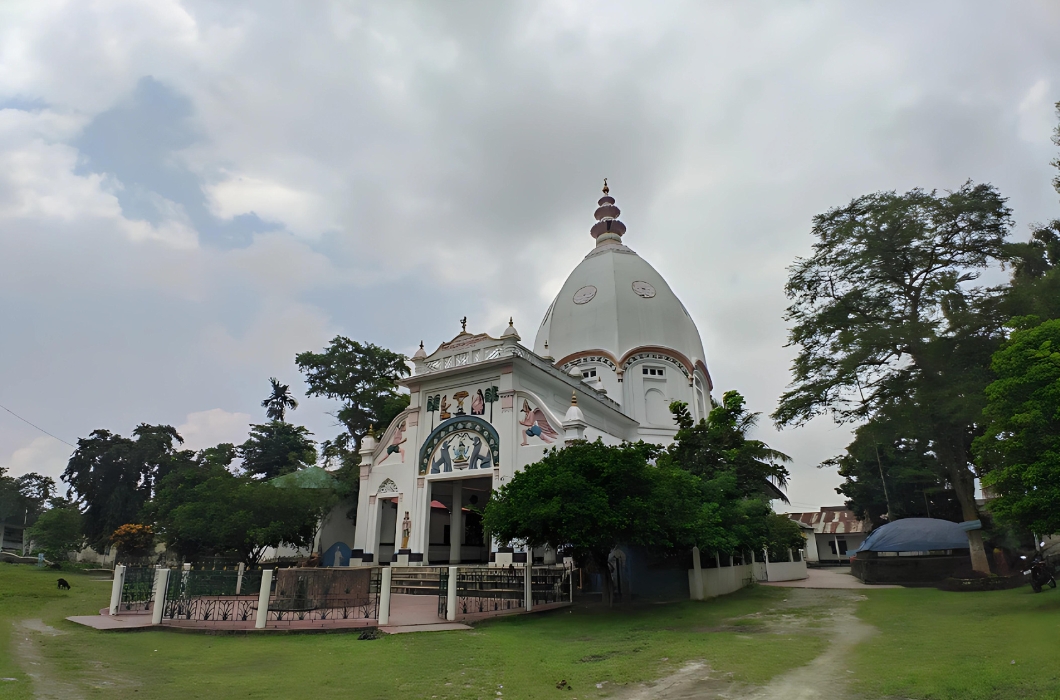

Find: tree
483;440;719;605
773;183;1014;573
296;337;410;451
27;502;84;561
826;413;962;528
238;421;317;480
62;425;193;550
109;523;156;562
151;454;331;565
261;377;299;422
0;470;55;553
664;393;790;501
975;318;1060;536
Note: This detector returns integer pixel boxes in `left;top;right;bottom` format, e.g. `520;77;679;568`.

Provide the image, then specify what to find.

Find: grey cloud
2;1;1059;512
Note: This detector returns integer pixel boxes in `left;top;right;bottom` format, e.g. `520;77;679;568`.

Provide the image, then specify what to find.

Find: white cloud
175;408;251;451
205;173;334;238
0;436;71;482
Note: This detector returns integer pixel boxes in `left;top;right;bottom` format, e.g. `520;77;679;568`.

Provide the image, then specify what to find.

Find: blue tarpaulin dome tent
854;518;970;553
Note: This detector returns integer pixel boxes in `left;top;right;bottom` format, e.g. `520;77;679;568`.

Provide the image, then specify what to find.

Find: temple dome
533;184;708;377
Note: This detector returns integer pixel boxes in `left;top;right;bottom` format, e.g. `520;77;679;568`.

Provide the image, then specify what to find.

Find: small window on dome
643;367;665;377
583;368;597;378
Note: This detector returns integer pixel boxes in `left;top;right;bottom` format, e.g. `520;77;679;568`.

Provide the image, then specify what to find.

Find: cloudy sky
1;1;1058;511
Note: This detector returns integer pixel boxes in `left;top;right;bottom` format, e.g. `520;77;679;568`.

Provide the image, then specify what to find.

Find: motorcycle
1021;552;1057;593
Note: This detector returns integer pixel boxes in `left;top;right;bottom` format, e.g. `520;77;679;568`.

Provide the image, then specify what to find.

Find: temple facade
324;184;714;567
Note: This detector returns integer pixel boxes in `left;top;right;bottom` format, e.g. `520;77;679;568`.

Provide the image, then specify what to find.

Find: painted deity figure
519;399;558;445
453;390;469;415
440;395;451;420
401;511;411;550
471;389;485;415
378;420;407;464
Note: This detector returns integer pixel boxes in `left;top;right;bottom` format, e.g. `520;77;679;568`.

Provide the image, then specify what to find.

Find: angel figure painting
519;399;558;445
378;420;407;464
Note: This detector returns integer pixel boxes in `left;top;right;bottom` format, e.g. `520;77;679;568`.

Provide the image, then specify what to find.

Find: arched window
645;388;669;426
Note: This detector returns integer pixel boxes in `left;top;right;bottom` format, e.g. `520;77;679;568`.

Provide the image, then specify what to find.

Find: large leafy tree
663;392;790;502
826;413;963;528
26;500;84;561
62;424;193;550
975;318;1060;536
0;469;55;552
261;377;299;422
238;421;317;480
151;447;331;565
773;183;1013;573
296;337;410;451
483;440;719;605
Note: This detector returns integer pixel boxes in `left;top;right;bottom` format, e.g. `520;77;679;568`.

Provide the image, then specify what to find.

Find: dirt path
613;589;875;699
12;619;84;700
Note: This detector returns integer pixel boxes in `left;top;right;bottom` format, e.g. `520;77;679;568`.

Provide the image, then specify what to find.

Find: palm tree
483;386;499;423
262;377;299;422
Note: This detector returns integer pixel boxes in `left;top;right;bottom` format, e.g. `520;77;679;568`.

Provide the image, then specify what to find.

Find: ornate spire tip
602;177;609;195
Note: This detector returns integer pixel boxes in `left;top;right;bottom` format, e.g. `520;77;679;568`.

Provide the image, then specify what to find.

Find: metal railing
118;566;155;612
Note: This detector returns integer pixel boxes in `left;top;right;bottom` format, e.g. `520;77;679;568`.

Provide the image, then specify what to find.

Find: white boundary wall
688;552;808;599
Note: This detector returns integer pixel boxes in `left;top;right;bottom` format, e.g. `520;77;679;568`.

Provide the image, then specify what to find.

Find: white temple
325;183;713;567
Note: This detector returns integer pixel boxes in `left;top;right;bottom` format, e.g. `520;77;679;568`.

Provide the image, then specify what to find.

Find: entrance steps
389;566;443;595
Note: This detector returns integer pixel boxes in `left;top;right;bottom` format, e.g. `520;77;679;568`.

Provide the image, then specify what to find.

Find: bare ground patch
611;589;875;700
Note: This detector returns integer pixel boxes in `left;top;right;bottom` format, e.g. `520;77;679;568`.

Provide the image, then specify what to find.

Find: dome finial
591;182;625;245
460;316;467;333
571;390;578;406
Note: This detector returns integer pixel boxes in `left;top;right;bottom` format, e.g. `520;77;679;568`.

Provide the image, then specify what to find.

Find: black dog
57;578;71;590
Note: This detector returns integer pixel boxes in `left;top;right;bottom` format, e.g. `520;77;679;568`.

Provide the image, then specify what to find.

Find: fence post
691;546;704;600
254;568;273;629
524;563;532;612
151;567;170;625
236;562;245;595
569;563;574;604
446;566;458;622
378;567;393;625
108;564;126;616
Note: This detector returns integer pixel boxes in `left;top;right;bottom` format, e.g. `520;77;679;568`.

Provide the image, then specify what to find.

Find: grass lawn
852;586;1060;700
1;564;821;699
7;564;1059;699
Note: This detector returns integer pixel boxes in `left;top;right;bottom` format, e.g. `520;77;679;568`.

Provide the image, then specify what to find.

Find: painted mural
418;415;500;476
519;399;558;445
376;419;407;464
425;385;500;427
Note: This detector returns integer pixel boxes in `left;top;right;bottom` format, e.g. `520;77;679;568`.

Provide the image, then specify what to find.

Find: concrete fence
688;547;807;600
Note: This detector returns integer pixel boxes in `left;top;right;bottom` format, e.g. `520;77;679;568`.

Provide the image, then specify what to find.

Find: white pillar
446;566;458;622
378;567;393;625
236;562;245;594
254;569;273;630
691;546;704;601
449;481;463;565
524;562;533;612
108;564;126;616
788;548;794;563
151;568;170;625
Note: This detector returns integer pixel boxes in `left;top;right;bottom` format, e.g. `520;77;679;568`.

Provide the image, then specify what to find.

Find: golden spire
571;390;578;406
602;177;609;195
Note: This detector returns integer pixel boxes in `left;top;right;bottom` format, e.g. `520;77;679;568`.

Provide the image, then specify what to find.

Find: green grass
0;565;821;699
852;586;1060;700
10;564;1056;699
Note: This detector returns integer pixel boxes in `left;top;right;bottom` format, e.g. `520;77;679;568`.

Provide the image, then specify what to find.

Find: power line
0;402;76;448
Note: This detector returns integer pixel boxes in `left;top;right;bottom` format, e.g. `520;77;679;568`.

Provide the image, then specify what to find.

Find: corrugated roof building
786;507;869;564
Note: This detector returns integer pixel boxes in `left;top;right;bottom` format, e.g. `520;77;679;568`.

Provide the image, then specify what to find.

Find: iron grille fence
162;568;260;623
530;565;570;606
267;567;380;625
119;567;155;612
455;566;525;616
438;567;449;618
